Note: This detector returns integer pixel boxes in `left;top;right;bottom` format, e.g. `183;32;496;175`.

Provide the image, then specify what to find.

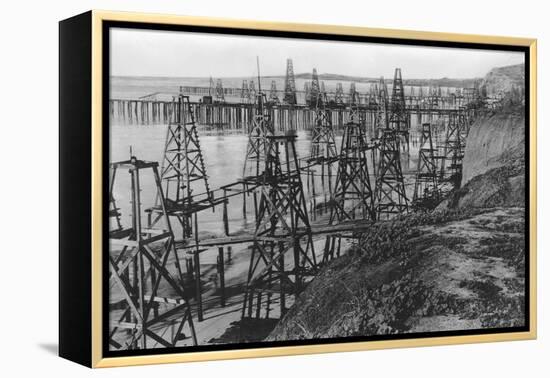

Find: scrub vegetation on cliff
267;105;527;341
267;207;525;341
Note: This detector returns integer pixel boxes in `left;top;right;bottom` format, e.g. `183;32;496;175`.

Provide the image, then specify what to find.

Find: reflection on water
111;125;335;237
110;122;433;241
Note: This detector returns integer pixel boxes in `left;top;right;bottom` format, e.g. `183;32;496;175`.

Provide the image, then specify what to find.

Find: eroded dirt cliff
267;208;525;341
461;112;525;187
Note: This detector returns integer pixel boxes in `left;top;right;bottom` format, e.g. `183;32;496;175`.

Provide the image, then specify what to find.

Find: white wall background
0;0;547;375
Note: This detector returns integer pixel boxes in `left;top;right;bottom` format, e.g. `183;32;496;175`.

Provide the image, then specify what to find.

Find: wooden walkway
175;219;372;250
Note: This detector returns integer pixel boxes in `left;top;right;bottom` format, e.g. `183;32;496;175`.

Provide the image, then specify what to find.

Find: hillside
287;72;479;88
438;112;526;210
268;109;526;341
481;63;525;95
268;207;525;340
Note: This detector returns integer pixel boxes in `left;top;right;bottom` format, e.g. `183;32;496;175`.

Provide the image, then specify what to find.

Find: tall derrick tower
242;134;316;319
335;83;344;105
440;109;467;188
208;77;215;97
349;82;360;105
374;70;409;219
389;68;411;170
412;123;440;210
374;128;409;219
389;68;410;139
283;58;297;105
310;92;338;163
304;82;311;106
109;156;197;350
323;110;375;262
243;92;274;178
241;79;251;103
215;79;225;103
269;80;280;104
373;77;389;138
308;68;321;107
368;84;378;105
248;80;257;102
148;93;217;239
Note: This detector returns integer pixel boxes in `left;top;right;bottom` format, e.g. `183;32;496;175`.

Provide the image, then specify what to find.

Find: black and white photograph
106;25;528;353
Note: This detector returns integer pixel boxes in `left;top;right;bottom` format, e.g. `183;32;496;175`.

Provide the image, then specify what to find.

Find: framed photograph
59;10;537;368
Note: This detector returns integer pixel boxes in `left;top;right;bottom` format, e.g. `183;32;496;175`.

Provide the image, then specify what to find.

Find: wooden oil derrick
310;93;337;163
148;94;216;238
304;82;310;106
215;79;225;102
249;80;257;101
241;80;251;103
374;77;390;138
150;94;228;322
389;68;410;136
427;86;439;109
283;58;297;105
243;92;274;179
323;112;376;262
308;68;321;107
320;81;326;98
368;84;379;105
412;123;440;210
109;156;197;350
242;134;317;319
335;82;344;105
440;110;467;188
389;68;411;172
208;77;215;97
374;128;409;219
349;82;360;105
269;80;280;104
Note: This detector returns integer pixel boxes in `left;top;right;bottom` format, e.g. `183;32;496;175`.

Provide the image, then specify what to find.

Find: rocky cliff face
439;111;527;210
481;63;525;95
462;112;525;186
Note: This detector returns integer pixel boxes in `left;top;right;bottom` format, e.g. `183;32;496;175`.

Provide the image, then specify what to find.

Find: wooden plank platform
175;219;372;249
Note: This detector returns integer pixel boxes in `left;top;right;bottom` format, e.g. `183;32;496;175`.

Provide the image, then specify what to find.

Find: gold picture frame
59;10;537;368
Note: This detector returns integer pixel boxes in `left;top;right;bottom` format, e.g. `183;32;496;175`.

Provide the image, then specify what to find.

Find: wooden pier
109;96;473;131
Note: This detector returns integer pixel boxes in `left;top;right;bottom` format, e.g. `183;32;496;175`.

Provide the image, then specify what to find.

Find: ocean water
110;121;427;235
110;124;343;237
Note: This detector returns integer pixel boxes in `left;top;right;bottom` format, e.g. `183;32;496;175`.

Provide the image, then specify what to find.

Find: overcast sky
110;28;524;79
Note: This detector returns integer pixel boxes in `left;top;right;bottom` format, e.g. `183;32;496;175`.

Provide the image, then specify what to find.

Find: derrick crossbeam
242;134;316;320
323;111;376;262
243;93;275;178
374;128;409;219
412;123;441;210
148;93;216;239
439;108;469;188
108;157;197;351
309;93;338;163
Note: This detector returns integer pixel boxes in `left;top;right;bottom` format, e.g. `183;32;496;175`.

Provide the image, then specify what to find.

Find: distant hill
266;72;480;88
